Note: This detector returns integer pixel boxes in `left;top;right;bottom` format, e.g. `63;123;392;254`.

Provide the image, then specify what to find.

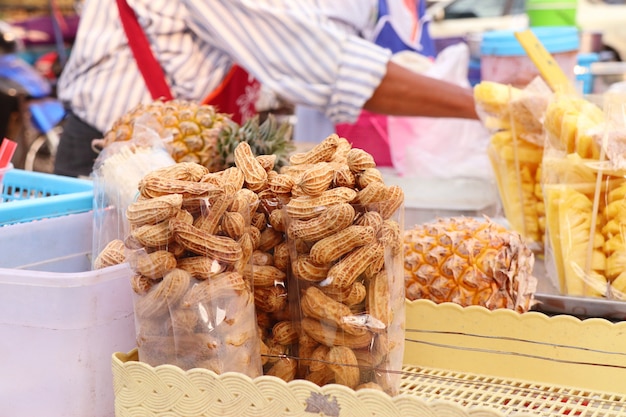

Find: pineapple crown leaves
217;114;295;170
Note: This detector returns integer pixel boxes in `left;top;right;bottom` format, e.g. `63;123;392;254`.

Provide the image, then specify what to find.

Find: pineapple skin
103;99;294;173
404;217;537;313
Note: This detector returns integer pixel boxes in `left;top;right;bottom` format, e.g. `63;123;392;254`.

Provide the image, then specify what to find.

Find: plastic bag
277;138;406;394
541;93;626;300
284;198;405;395
387;43;491;180
475;77;554;252
91;114;176;267
126;163;263;376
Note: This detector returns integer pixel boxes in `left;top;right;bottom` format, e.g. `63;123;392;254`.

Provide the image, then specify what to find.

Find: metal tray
532;259;626;321
533;292;626;321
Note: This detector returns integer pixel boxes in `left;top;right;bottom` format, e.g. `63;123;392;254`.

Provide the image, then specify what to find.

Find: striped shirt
58;0;392;133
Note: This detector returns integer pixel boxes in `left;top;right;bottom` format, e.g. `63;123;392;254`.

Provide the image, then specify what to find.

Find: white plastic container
480;26;580;88
0;212;136;417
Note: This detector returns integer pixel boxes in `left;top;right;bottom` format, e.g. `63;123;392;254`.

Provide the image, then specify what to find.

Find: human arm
364;60;479;120
186;1;477;123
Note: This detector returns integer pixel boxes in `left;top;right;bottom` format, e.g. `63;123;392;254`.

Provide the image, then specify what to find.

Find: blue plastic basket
0;169;93;226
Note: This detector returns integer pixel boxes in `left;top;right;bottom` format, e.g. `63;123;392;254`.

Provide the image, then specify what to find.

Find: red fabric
336;110;393;166
116;0;258;123
116;0;174;101
201;65;260;124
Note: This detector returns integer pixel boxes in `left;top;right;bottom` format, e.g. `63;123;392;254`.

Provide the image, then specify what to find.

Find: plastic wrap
541;93;626;300
259;135;407;395
284;199;405;395
475;77;553;252
91;115;176;267
125;164;263;377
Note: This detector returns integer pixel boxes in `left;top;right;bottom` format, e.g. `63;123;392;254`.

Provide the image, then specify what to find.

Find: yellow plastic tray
112;349;535;417
112;299;626;417
405;299;626;395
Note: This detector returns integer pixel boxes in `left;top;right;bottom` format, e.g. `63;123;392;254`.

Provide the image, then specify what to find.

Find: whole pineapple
217;113;294;170
102;99;293;172
404;217;537;313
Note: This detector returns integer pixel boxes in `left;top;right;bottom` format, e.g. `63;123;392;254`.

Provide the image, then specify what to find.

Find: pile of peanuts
94;134;405;394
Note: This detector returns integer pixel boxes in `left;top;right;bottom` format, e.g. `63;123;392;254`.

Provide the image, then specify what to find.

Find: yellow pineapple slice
404;217;537;313
555;187;606;296
488;131;543;248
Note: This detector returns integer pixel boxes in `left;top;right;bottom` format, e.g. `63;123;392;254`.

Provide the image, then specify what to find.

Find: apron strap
115;0;258;123
116;0;174;101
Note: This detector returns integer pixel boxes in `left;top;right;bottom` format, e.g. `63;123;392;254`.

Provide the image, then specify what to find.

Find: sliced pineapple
549;186;606;296
488;131;543;248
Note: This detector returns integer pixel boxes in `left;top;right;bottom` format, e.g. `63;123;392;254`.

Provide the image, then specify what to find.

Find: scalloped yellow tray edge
112;349;536;417
404;299;626;394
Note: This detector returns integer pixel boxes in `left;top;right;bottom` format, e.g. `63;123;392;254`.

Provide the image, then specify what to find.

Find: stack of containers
0;169;136;417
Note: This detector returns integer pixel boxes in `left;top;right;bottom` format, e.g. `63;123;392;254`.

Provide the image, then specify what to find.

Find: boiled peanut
221;211;247;240
266;357;297;382
139;176;223;199
170;219;242;264
141;162;209;182
94;239;126;269
177;256;225;280
131;250;177;280
379;185;404;220
327;346;360;389
292;255;330;282
254;285;287;313
301;286;366;336
289;134;339;165
256;154;276;172
126;193;183;226
193;193;233;234
234;142;267;192
273;242;291;272
301;317;373;349
367;270;393;327
251;250;274;266
243;264;286;287
258;227;284;252
285;187;357;220
309;225;375;265
131;220;174;248
216;166;245;190
181;271;249;307
346;148;376;172
332;163;356;188
324;241;384;289
287;203;355;241
298;162;334;196
356;168;384;189
135;268;191;318
267;172;295;195
271;320;299;346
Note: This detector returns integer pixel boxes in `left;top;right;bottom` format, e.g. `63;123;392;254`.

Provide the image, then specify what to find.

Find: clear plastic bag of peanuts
277;135;406;395
124;163;263;377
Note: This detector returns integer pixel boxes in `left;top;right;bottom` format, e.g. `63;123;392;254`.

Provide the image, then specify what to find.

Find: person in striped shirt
55;0;478;178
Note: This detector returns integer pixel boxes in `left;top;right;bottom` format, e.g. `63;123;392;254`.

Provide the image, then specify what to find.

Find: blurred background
2;0;626;176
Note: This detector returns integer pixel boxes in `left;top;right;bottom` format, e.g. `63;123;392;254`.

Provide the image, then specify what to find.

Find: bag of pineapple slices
278;135;406;395
474;77;552;253
541;92;626;300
